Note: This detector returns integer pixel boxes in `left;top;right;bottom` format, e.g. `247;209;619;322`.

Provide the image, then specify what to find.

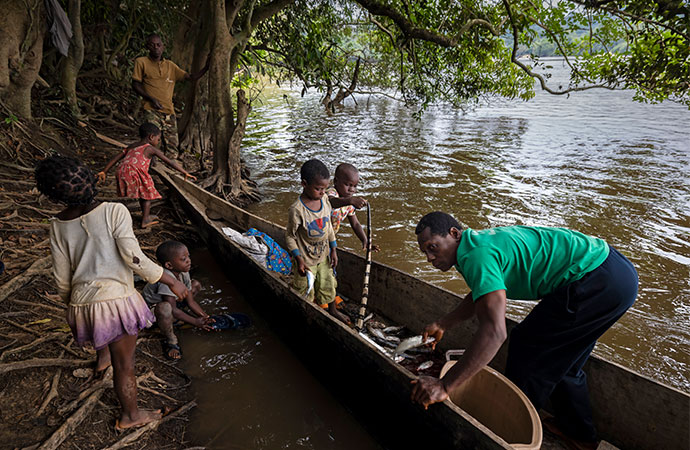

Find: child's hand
96;171;106;183
349;196;367;209
362;240;381;252
194;316;215;331
297;259;308;276
330;247;338;269
184;172;197;181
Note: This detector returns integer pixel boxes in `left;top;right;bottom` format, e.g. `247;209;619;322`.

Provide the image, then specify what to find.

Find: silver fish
394;335;435;357
393;353;414;363
306;270;315;295
416;361;434;371
368;327;401;344
382;325;405;334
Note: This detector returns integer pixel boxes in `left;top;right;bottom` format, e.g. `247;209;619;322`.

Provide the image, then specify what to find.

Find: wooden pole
355;203;372;331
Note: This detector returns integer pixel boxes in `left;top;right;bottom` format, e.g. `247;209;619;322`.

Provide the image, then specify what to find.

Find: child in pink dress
98;122;195;228
36;155;189;431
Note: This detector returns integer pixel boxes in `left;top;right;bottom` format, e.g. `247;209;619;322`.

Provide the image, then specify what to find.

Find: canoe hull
156;167;689;450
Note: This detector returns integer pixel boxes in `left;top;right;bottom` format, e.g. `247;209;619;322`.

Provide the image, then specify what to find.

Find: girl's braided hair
35;155;98;206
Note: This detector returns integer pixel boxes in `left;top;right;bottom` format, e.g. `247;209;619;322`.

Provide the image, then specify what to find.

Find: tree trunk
324;58;361;110
172;2;212;161
205;0;237;196
228;89;250;197
59;0;84;116
0;0;45;118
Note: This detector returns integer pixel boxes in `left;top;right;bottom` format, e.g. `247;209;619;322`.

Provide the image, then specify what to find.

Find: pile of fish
359;319;435;371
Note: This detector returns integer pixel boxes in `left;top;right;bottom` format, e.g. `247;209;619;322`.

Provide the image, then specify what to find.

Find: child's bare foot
141;215;160;228
115;408;163;431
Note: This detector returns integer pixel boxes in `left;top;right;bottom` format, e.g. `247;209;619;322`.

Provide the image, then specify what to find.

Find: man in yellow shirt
132;34;208;160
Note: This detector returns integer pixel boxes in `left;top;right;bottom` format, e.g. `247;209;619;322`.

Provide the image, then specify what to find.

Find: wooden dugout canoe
155;167;689;450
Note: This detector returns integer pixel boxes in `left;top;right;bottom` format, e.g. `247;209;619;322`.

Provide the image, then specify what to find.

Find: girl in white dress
36;155;188;431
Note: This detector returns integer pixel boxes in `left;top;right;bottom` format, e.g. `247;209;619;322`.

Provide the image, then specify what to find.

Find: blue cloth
245;228;292;275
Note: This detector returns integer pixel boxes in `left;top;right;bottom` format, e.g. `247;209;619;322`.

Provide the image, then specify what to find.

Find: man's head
146;34;164;59
415;212;464;271
156;240;191;273
300;159;330;201
333;163;359;198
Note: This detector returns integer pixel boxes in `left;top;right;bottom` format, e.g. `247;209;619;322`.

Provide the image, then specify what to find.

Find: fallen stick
57;370;151;416
36;385;106;450
38;292;67;309
0;256;51;303
0;358;90;375
3;319;82;358
36;350;65;416
93;130;127;148
102;400;197;450
0;333;62;361
136;347;189;379
11;298;66;314
137;384;179;404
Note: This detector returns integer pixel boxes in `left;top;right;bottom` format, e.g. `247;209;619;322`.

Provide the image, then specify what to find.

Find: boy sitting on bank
142;240;214;359
327;163;380;252
286;159;350;324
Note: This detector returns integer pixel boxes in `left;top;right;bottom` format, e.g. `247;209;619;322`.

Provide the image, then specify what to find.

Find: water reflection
244;59;690;391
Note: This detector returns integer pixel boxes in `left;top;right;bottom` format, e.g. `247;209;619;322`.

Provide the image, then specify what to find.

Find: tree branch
250;0;296;28
502;0;616;95
352;0;500;46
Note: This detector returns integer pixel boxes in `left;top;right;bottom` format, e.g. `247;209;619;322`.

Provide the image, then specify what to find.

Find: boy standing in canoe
411;212;638;450
286;159;350;324
327;163;379;252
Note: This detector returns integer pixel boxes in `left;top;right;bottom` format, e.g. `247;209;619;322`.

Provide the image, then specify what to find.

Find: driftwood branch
0;333;63;361
0;358;90;375
36;350;65;416
36;385;107;450
0;256;51;303
3;319;82;357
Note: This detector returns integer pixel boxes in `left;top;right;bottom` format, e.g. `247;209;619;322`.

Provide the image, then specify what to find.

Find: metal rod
356;202;372;331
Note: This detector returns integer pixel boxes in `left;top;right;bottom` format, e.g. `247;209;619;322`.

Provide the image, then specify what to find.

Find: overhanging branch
503;0;616;95
352;0;500;46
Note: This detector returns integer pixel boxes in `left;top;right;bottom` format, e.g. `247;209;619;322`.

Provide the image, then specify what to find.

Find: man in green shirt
411;212;638;449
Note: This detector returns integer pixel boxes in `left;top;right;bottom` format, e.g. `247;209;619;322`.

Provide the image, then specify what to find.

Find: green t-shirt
454;226;609;301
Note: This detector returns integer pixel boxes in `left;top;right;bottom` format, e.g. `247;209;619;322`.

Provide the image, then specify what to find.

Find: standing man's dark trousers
505;246;638;441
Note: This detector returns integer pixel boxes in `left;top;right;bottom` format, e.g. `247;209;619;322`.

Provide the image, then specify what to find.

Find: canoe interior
156;167;689;450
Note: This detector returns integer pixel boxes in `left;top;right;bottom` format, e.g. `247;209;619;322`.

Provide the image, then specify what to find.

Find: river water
182;250;384;449
242;58;690;391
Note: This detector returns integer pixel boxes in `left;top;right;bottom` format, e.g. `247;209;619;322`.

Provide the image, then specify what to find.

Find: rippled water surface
242;59;690;391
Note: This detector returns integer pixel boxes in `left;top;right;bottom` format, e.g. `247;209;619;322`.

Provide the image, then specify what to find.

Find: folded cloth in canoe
221;227;292;275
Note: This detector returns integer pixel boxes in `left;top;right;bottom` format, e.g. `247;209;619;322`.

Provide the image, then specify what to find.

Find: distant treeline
515;28;627;57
